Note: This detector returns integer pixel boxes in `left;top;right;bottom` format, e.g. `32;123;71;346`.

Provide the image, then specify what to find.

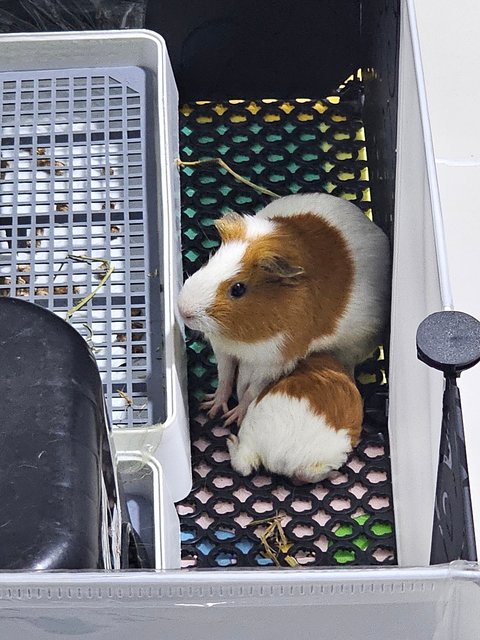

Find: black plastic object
417;310;480;564
0;0;147;32
146;0;362;101
0;296;139;569
417;311;480;376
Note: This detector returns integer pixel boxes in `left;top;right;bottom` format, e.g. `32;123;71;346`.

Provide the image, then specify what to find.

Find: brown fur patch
207;213;354;362
257;352;363;444
214;212;247;242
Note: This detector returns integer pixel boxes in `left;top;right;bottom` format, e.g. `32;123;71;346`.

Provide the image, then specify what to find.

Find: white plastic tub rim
0;563;478;638
0;563;480;640
0;560;477;598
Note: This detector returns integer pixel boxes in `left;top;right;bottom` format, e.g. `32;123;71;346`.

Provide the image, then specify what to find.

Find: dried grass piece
36;158;51;169
0;276;11;296
64;254;114;322
54;286;68;295
250;514;299;568
177;157;280;199
118;389;147;411
132;345;145;354
16;275;29;286
53;161;67;177
26;227;46;249
81;323;98;353
118;389;134;407
36;157;66;176
100;167;115;176
0;158;9;180
38;285;81;296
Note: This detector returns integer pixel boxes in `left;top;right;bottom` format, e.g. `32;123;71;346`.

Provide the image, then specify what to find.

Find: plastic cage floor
177;79;397;568
0;67;166;430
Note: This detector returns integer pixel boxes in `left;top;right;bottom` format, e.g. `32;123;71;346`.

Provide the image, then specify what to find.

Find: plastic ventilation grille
0;68;165;429
177;81;397;568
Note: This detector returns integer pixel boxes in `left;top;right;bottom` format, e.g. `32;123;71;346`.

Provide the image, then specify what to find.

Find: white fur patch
243;214;276;239
211;333;289;405
229;391;352;481
177;240;247;334
212;332;285;367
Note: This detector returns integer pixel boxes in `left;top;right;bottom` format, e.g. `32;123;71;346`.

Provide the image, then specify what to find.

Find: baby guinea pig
226;352;363;483
177;192;390;425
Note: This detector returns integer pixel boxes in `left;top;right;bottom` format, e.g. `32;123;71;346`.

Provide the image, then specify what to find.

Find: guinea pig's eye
230;282;247;299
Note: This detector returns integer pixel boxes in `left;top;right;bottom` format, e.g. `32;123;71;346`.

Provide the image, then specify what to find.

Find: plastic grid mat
177;80;397;568
0;67;165;429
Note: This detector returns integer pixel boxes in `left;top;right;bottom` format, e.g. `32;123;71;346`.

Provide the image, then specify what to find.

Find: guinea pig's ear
258;255;305;283
214;212;246;242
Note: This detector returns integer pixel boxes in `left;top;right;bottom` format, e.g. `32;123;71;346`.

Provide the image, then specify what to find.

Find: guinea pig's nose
181;310;195;322
177;300;196;324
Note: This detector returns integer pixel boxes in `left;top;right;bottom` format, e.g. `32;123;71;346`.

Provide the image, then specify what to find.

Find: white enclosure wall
0;565;478;640
388;0;449;567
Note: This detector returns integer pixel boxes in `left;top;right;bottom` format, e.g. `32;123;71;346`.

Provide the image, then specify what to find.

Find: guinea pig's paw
293;463;335;484
200;392;230;419
223;396;252;427
226;435;258;476
327;469;343;481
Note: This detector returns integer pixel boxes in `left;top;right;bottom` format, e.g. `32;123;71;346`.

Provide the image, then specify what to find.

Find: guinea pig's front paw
223;402;248;427
222;389;256;427
200;391;230;419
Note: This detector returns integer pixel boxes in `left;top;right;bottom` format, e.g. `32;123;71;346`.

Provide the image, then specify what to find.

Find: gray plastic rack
0;66;166;429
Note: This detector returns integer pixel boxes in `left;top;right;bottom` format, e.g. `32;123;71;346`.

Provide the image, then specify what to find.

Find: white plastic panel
388;3;446;566
0;565;479;639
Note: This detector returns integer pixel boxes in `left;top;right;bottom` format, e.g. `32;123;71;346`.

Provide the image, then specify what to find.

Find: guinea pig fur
177;192;390;425
226;352;363;483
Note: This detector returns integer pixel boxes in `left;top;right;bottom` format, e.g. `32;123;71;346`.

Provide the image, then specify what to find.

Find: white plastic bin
0;0;477;635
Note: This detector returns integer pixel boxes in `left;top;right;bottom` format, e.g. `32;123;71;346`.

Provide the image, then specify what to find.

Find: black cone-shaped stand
417;310;480;564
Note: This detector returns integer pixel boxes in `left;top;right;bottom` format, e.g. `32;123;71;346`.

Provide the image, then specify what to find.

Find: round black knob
416;310;480;375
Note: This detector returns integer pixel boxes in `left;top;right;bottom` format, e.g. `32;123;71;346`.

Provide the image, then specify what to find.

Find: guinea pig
177;192;390;425
226;352;363;482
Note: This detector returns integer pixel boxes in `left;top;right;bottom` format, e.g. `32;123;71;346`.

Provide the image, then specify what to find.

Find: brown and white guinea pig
227;352;363;483
177;192;390;425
